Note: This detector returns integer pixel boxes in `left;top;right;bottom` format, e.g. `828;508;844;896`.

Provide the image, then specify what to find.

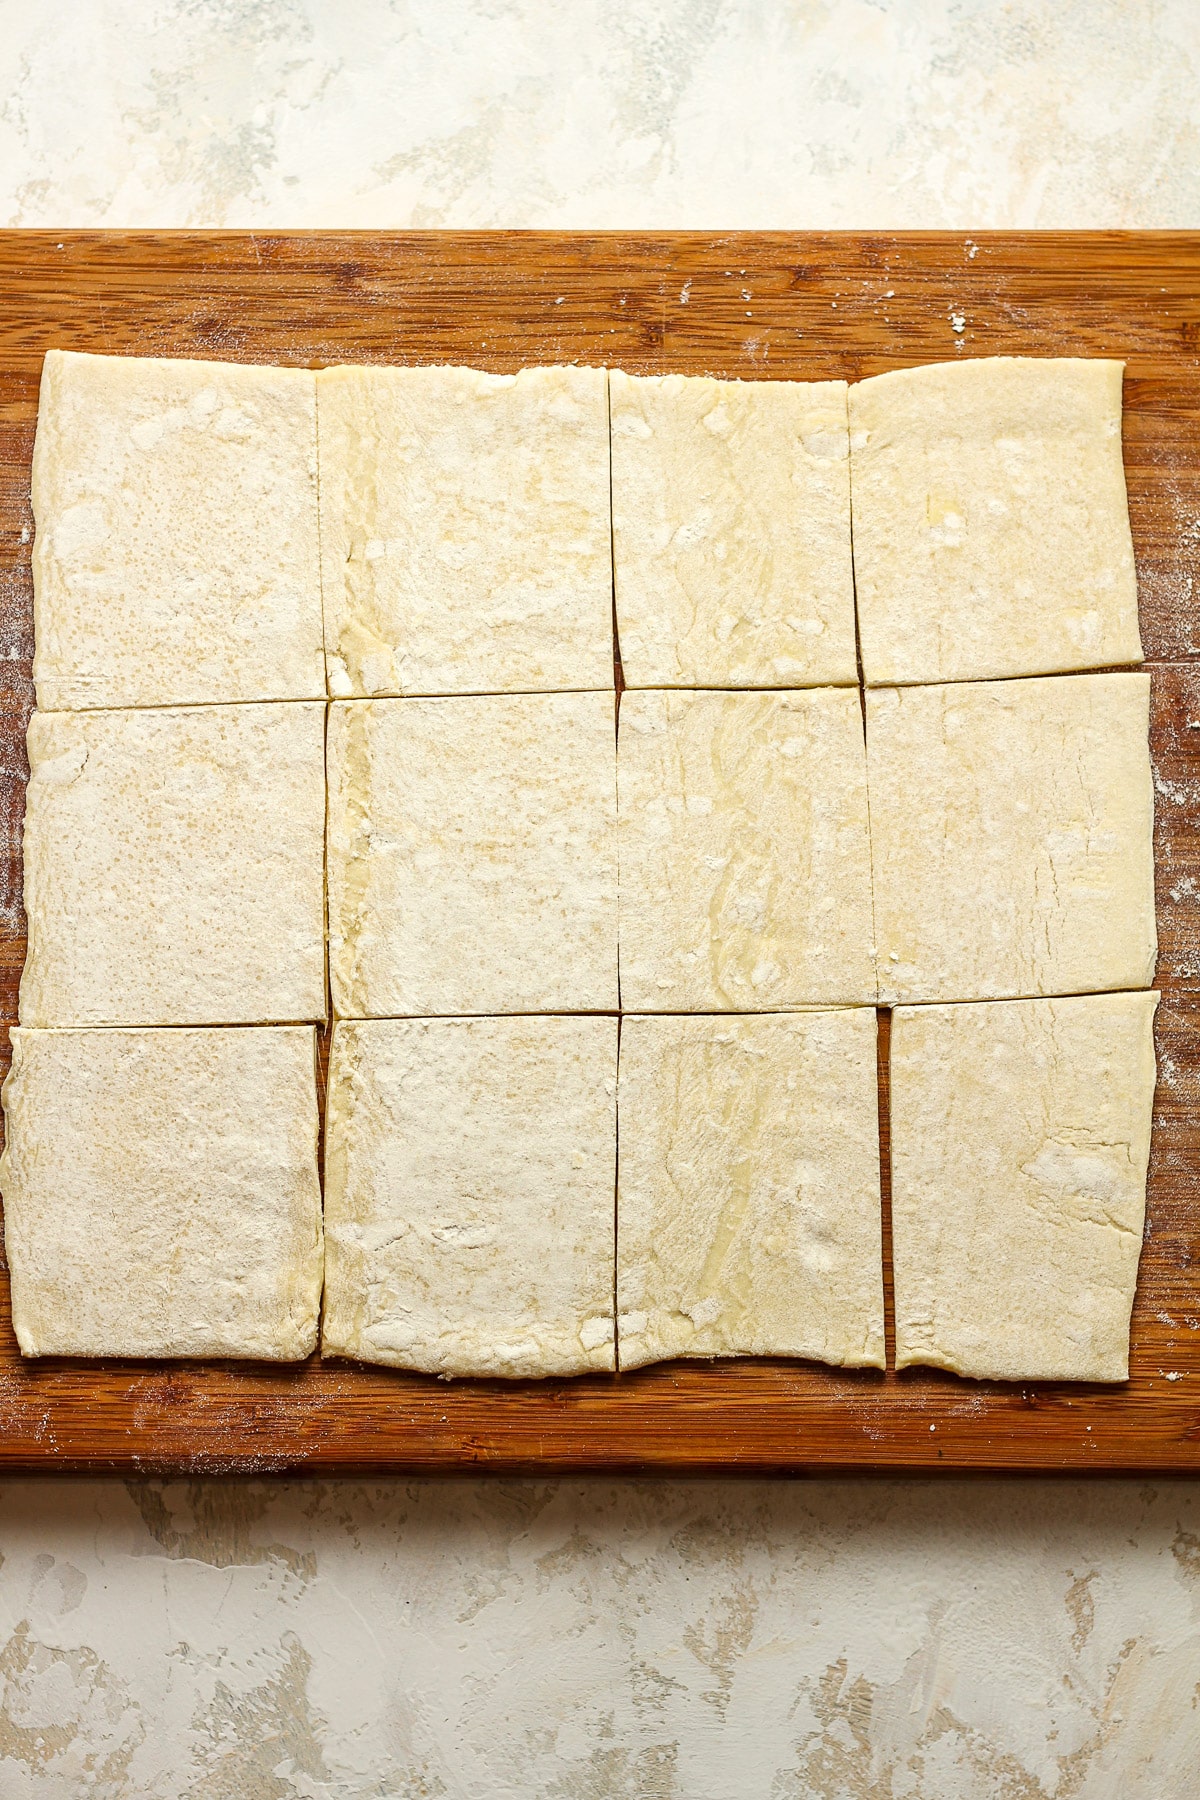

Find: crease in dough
890;992;1159;1382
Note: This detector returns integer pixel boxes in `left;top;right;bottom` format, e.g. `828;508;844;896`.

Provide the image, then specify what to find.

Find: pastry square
31;350;323;709
849;357;1142;685
867;672;1156;1005
617;688;876;1011
617;1010;884;1370
322;1016;617;1376
326;691;617;1016
318;362;613;697
19;703;327;1027
610;371;855;687
0;1026;323;1359
890;993;1159;1381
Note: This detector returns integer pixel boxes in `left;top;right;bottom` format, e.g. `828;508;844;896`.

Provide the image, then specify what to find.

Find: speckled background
1;3;1199;1794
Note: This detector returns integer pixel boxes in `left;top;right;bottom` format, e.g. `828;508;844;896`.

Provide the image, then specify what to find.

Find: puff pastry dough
318;363;613;697
0;1026;323;1358
610;371;855;688
849;357;1142;685
326;691;617;1017
890;993;1158;1381
617;1010;884;1370
31;350;323;709
618;687;876;1011
19;703;327;1027
867;672;1156;1004
322;1016;617;1376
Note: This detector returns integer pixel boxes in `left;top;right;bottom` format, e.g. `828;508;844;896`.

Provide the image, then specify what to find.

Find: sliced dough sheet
318;362;613;697
610;371;855;688
326;691;618;1017
867;672;1156;1005
32;349;324;709
617;1010;884;1370
890;993;1158;1382
322;1016;617;1377
849;356;1142;686
19;702;327;1027
0;1025;323;1359
618;687;876;1011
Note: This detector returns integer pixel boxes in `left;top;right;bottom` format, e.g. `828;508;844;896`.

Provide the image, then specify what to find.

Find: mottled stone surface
1;1478;1199;1795
0;0;1196;228
2;2;1199;1792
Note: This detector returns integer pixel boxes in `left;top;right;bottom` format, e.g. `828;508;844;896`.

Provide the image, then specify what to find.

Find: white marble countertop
0;3;1198;1795
3;0;1198;230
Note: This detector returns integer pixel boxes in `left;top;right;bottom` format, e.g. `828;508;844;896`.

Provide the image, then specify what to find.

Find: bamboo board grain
0;231;1198;1474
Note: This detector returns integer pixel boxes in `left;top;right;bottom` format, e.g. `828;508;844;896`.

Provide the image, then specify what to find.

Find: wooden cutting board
0;230;1197;1474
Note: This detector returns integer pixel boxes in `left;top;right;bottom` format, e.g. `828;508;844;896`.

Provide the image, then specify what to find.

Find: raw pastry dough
890;992;1158;1381
618;688;876;1010
617;1010;884;1370
19;703;327;1027
322;1016;617;1376
0;1026;323;1358
849;357;1142;685
326;691;618;1017
610;371;855;687
867;672;1156;1004
32;350;323;709
318;363;613;697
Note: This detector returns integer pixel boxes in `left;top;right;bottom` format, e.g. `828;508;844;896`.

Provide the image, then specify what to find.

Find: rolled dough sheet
618;687;876;1011
849;356;1142;685
617;1010;884;1370
867;672;1156;1005
0;1025;323;1359
610;371;855;688
19;702;327;1027
322;1015;617;1376
326;691;617;1016
318;362;613;697
890;992;1159;1382
31;350;324;709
